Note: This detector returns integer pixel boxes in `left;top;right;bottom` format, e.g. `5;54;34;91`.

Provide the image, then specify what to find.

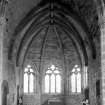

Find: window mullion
55;74;56;93
49;74;51;93
76;73;77;93
35;73;37;93
28;73;30;93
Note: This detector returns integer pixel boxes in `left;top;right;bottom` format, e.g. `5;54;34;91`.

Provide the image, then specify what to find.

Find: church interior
0;0;105;105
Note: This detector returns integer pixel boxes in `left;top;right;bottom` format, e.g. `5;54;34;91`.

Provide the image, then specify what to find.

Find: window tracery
24;65;35;93
71;65;81;93
45;65;61;94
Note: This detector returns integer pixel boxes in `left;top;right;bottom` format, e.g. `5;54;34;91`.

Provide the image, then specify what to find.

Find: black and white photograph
0;0;104;105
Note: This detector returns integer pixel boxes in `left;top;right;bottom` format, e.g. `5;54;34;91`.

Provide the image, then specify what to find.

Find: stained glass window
71;65;81;93
45;65;61;94
24;65;34;93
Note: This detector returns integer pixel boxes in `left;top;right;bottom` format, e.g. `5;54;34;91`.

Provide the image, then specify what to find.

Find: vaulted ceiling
7;0;100;68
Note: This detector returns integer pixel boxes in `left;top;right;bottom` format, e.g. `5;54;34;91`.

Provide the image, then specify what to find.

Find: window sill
70;92;81;95
23;93;35;96
43;93;62;96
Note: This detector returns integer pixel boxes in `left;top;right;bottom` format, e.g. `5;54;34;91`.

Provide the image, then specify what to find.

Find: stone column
0;0;8;105
0;18;3;105
100;5;105;105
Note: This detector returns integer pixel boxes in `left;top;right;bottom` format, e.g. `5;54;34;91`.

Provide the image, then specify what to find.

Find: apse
24;25;80;71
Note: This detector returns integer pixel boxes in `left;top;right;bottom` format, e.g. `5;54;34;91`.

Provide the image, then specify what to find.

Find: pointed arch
23;65;35;93
71;65;81;93
44;65;61;94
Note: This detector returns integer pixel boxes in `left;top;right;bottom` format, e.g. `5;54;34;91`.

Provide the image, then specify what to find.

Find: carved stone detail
0;0;8;17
